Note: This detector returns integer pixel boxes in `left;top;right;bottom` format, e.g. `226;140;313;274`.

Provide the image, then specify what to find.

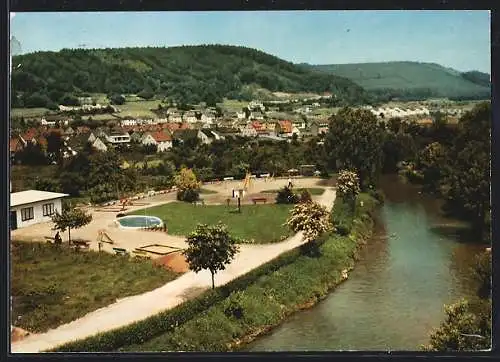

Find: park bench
192;199;205;206
252;197;267;204
44;236;55;243
113;247;129;256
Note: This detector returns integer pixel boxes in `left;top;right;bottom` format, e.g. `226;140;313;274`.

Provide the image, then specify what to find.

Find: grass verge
11;241;179;333
128;203;294;244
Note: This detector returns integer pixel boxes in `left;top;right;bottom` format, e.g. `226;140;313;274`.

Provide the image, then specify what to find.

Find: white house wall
11;198;63;229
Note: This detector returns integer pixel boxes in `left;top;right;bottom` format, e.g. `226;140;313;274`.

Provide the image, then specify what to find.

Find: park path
11;188;336;353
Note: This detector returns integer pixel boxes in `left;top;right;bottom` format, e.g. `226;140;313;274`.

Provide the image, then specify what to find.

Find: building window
21;207;34;221
42;203;54;216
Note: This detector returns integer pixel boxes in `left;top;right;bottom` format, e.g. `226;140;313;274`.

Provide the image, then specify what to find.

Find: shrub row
116;194;377;352
49;238;304;352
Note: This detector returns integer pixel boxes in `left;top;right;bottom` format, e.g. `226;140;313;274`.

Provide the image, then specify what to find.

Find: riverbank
113;193;379;352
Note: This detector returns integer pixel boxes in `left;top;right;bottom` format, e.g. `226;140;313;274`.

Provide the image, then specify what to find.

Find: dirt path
11;186;336;353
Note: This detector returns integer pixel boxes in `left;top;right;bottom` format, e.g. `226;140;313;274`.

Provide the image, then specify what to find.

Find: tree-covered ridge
460;71;491;88
11;45;370;108
304;61;490;101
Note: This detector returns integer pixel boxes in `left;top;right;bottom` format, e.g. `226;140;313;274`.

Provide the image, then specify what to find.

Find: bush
299;189;312;203
275;186;299;204
109;94;126;105
176;188;200;203
331;196;354;236
368;188;385;204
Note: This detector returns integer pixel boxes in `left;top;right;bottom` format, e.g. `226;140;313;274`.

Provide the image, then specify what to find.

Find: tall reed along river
245;175;487;351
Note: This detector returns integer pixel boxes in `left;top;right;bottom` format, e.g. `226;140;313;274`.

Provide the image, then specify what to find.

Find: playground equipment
242;172;252;191
97;229;114;244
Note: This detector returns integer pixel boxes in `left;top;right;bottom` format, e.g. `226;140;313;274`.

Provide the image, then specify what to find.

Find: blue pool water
116;215;163;229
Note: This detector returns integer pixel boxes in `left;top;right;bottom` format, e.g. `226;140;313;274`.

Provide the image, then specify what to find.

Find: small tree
286;201;332;256
276;186;299;204
174;167;201;202
183;223;239;289
337;170;361;212
51;207;92;245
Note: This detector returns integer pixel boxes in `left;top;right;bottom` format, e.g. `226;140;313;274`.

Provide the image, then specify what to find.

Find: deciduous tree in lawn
51;207;92;245
336;170;361;213
174;166;201;202
183;223;239;289
286;201;332;256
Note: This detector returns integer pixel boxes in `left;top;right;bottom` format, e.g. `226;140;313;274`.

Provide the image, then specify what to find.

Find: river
245;175;487;351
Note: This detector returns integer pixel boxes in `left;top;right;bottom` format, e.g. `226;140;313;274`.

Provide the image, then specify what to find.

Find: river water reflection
245;175;486;351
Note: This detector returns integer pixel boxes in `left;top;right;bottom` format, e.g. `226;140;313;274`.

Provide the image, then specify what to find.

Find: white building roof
11;190;69;207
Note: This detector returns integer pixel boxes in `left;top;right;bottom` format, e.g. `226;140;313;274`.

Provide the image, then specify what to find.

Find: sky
10;10;491;73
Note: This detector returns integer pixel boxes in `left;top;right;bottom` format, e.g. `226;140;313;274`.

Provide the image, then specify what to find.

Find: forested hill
303;61;490;101
11;45;370;108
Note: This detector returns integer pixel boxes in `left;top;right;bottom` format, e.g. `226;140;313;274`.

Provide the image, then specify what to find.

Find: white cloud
10;12;15;20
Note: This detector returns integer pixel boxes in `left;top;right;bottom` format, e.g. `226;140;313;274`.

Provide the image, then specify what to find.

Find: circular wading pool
116;215;163;229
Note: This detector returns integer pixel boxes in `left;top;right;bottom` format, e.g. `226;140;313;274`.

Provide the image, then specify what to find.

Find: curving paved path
11;188;336;353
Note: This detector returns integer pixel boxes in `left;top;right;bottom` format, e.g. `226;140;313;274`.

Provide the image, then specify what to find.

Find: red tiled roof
251;121;263;130
9;137;24;152
151;131;172;142
22;128;38;142
278;120;293;133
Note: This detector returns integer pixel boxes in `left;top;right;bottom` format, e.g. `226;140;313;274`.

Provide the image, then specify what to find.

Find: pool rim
115;215;164;230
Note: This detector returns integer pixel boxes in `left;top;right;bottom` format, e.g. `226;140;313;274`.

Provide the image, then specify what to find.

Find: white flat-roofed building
10;190;69;230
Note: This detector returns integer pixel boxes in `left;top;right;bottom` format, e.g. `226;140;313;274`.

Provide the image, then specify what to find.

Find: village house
197;129;213;144
91;137;108;152
240;123;258;137
9;135;26;161
104;131;131;146
169;112;183;123
10;190;68;230
87;132;97;143
141;131;173;152
276;120;293;137
292;119;307;130
183;111;198;123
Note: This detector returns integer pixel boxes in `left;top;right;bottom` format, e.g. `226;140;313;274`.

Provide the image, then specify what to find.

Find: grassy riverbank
50;193;378;352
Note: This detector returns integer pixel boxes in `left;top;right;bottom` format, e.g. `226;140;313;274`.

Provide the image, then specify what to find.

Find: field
114;100;161;118
10;241;179;333
132;202;294;243
220;99;248;112
11;108;51;118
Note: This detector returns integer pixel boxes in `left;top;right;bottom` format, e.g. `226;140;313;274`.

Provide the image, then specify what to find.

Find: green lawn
115;100;161;118
10;241;179;333
11;107;51;118
131;202;294;244
260;187;325;195
199;188;218;194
